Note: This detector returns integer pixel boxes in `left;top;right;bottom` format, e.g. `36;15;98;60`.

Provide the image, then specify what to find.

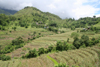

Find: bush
25;26;28;28
60;31;65;33
23;48;38;58
48;27;58;33
13;27;16;31
67;38;69;42
12;37;24;45
38;48;45;55
56;41;63;51
73;37;81;49
71;26;75;30
56;41;68;51
33;37;36;40
71;32;79;38
79;44;86;48
68;44;76;50
0;37;25;54
48;45;54;52
0;54;11;61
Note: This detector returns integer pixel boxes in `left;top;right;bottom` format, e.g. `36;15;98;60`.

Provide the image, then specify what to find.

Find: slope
14;6;62;27
0;45;100;67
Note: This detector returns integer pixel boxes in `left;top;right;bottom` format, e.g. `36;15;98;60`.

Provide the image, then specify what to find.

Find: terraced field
5;27;100;58
1;45;100;67
0;27;55;48
6;28;74;57
0;54;54;67
49;45;100;67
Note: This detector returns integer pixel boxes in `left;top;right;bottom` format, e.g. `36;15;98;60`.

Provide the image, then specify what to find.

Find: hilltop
13;6;62;28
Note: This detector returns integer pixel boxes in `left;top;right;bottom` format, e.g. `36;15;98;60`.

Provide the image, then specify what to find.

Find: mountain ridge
0;7;17;15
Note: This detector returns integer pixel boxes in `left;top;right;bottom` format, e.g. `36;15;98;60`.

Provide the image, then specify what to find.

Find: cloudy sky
0;0;100;19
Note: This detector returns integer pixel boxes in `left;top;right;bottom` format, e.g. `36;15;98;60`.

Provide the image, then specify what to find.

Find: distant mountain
0;9;11;15
0;8;17;15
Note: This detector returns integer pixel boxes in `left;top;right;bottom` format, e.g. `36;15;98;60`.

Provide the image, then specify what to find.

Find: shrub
38;48;45;55
24;48;38;58
79;44;86;48
71;26;75;30
71;32;79;38
13;27;16;31
56;41;63;51
48;45;54;52
25;26;28;28
48;27;58;33
33;37;36;40
60;31;65;33
9;31;12;33
73;37;81;49
0;54;11;61
56;41;68;51
67;38;69;42
38;33;41;35
68;44;76;50
12;37;24;45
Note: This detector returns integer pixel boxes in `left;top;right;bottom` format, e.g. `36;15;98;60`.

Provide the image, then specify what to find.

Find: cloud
0;0;100;19
48;4;56;9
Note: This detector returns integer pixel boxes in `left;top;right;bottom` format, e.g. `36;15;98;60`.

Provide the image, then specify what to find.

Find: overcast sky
0;0;100;19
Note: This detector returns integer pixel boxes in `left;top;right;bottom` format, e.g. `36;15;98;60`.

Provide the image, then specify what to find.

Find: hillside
0;6;100;67
14;6;63;28
0;45;100;67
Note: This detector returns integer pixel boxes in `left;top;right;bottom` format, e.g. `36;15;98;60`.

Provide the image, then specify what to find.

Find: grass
47;55;58;66
94;22;100;28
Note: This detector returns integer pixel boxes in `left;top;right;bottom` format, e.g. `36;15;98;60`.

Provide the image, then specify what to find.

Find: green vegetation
22;36;100;59
0;37;25;54
0;54;11;61
22;40;75;58
1;6;100;67
73;35;100;49
47;55;58;66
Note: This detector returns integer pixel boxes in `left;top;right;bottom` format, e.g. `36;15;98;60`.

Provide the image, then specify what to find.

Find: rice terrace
1;3;100;67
